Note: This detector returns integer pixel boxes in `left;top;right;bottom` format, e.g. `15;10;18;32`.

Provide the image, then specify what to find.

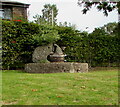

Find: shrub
55;26;119;67
2;20;40;69
2;20;119;69
2;20;60;69
33;25;60;46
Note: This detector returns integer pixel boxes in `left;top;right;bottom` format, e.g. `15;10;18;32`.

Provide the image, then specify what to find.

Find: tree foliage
33;25;60;45
33;4;58;25
2;20;40;69
100;22;118;35
2;19;119;69
78;1;120;16
2;20;59;69
55;23;119;67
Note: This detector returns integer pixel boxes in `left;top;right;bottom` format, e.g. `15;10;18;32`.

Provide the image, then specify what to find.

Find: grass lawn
2;69;118;105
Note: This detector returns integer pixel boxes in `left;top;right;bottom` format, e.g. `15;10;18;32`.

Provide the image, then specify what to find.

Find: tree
90;22;118;36
78;1;120;16
59;21;77;30
101;22;118;36
78;0;120;65
33;14;44;25
33;4;58;25
77;0;120;31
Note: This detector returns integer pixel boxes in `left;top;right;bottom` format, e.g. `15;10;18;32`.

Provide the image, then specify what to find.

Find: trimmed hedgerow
2;20;60;70
2;20;40;69
2;20;119;69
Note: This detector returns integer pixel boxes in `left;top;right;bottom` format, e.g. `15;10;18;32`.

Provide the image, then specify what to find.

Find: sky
12;0;118;32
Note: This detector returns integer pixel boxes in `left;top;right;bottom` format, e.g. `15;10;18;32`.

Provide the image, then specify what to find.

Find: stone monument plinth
25;62;88;73
24;44;88;73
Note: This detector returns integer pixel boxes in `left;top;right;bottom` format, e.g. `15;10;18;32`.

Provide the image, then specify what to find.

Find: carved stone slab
25;62;88;73
32;44;53;63
32;44;64;63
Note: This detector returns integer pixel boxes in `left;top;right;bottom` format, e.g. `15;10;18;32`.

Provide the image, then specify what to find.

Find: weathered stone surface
13;7;28;19
48;44;65;62
25;62;88;73
32;44;64;63
73;63;88;73
52;44;63;55
32;44;53;63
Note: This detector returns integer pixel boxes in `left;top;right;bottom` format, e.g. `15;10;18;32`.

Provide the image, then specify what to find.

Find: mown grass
2;69;118;105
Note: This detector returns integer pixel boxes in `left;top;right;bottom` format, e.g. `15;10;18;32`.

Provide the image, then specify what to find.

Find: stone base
25;62;88;73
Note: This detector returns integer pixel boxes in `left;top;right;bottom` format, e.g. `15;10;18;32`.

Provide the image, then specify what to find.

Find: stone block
32;44;53;63
13;7;27;19
24;62;88;73
32;44;64;63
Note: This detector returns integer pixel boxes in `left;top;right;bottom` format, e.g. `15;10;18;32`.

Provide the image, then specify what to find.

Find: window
0;9;4;19
0;8;12;19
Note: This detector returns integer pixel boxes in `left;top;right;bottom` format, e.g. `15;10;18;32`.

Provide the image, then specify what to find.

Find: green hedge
86;35;119;67
2;20;119;69
2;20;40;69
55;26;119;67
2;20;60;69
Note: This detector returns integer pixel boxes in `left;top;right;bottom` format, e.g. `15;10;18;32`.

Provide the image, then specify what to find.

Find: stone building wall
12;7;27;19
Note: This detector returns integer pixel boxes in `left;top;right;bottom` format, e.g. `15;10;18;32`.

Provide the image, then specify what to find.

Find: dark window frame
1;6;12;20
